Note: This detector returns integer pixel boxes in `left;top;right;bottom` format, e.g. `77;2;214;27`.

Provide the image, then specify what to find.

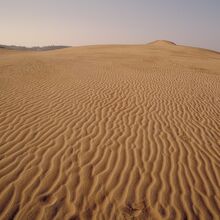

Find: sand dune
0;42;220;220
148;40;177;46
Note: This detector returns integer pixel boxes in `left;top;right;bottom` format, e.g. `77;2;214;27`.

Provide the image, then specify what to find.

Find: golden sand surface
0;41;220;219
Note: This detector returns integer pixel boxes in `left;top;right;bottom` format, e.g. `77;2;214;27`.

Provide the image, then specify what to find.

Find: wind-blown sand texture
0;41;220;220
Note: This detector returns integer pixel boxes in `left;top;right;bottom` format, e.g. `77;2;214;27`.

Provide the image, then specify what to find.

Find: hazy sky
1;0;220;50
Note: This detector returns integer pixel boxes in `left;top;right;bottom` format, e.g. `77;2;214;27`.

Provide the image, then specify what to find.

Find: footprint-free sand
0;41;220;219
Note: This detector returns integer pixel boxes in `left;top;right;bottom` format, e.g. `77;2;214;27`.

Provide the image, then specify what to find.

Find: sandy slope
0;41;220;220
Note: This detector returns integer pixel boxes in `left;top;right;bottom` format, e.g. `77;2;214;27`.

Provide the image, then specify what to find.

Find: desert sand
0;41;220;220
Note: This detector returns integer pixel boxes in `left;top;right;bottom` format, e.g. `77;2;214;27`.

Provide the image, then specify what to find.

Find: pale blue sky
0;0;219;50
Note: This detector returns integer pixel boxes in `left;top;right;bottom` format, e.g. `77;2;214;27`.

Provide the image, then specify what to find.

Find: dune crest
148;40;177;46
0;43;220;220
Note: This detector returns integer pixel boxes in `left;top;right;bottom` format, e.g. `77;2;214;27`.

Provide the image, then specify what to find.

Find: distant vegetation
0;44;71;51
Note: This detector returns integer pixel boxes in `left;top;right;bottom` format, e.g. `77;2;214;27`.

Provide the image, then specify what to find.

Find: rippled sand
0;41;220;219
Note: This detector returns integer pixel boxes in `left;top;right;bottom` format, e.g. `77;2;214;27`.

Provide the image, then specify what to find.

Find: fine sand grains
0;42;220;219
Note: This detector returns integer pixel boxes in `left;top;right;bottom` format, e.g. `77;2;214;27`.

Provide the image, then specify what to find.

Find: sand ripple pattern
0;44;220;220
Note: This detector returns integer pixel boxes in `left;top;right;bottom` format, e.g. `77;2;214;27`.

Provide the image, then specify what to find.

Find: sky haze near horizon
1;0;220;51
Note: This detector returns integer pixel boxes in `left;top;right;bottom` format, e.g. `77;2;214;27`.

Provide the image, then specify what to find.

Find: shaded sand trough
0;41;220;219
